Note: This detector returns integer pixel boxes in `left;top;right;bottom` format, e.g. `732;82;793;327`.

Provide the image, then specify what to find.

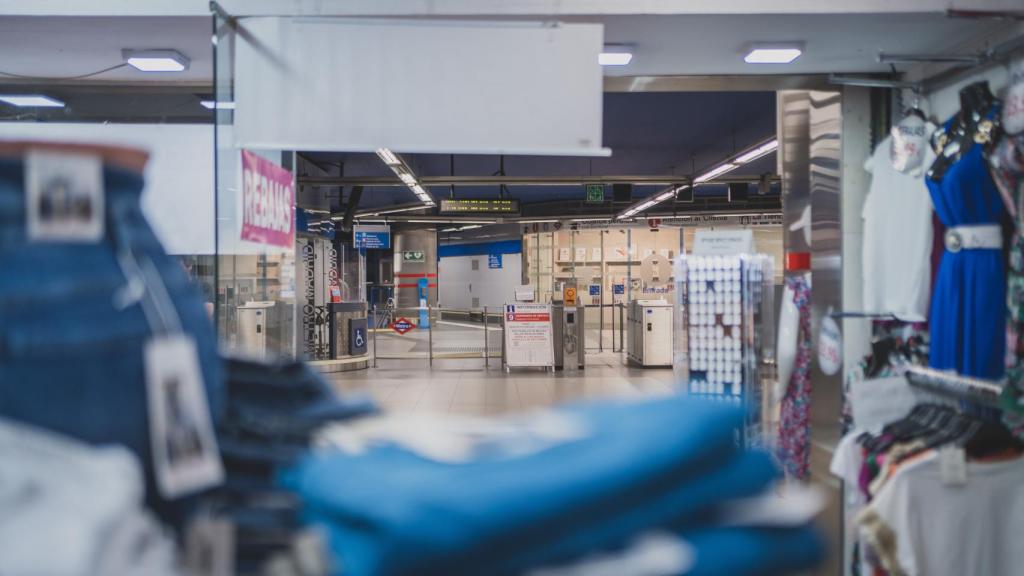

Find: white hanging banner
234;18;607;156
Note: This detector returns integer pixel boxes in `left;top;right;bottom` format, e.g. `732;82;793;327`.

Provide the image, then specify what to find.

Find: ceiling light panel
744;47;802;64
200;100;236;110
376;148;401;166
599;52;633;66
694;163;737;184
733;139;779;163
123;49;190;72
0;95;64;107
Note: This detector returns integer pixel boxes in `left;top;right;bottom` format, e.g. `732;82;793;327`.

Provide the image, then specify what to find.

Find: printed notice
504;303;554;367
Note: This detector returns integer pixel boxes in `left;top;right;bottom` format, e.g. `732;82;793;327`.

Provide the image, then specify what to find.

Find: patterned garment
992;136;1024;436
776;274;813;481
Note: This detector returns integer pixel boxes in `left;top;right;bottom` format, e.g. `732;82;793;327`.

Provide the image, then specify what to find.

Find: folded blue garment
281;396;752;576
681;525;825;576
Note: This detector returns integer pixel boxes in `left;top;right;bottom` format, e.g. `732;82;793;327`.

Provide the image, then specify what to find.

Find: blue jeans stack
281;396;824;576
0;148;223;520
208;358;377;574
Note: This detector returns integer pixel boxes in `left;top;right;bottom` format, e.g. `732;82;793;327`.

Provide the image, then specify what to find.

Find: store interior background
2;3;1023;575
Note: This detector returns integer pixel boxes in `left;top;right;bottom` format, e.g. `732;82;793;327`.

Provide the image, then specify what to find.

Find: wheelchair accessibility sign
349;318;368;355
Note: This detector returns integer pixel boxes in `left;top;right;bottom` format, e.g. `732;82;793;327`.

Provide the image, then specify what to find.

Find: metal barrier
581;303;627;353
369;305;505;366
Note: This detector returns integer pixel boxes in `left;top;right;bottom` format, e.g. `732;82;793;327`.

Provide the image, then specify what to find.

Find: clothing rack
828;311;907;321
904;365;1004;408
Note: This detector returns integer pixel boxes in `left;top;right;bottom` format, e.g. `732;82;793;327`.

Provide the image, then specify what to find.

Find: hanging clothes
926;107;1008;380
776;274;812;481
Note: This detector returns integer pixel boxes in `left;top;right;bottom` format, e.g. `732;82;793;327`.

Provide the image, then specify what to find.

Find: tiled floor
323;351;676;416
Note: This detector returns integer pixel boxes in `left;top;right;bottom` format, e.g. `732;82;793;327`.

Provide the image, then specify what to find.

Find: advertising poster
504;303;554;367
240;150;295;248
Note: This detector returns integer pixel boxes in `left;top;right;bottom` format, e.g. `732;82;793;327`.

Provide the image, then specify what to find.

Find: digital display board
439;198;520;215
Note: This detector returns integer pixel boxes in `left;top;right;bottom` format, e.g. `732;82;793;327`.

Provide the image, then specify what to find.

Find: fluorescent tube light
200;100;235;110
655;190;676;202
733;139;778;163
744;47;802;64
399;172;417;185
123;49;190;72
0;95;64;107
694;163;737;184
599;52;633;66
376;148;401;166
571;218;612;222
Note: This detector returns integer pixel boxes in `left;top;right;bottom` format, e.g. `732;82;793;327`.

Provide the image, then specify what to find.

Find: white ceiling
0;13;1014;85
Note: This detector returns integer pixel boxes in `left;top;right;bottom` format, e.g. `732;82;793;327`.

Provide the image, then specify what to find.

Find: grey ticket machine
553;304;585;371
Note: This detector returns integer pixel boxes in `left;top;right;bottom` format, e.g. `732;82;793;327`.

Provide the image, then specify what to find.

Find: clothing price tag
939;445;968;487
25;149;104;243
185;516;235;576
145;335;224;498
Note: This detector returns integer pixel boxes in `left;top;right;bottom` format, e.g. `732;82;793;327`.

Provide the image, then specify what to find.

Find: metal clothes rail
903;365;1004;408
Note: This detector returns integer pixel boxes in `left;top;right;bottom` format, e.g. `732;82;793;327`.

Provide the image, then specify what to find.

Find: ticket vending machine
237;301;276;361
627;299;673;367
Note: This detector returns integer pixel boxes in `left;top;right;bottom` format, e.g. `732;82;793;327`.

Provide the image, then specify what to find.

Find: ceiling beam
299;174;780;187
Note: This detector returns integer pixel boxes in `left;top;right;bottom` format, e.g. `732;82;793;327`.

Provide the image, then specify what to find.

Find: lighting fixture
373;149;435;207
123;49;190;72
375;148;401;166
408;220;496;224
744;46;802;64
0;95;64;107
599;52;633;66
614;135;777;220
733;139;778;164
571;217;612;222
200;100;235;110
694;163;737;184
517;219;560;224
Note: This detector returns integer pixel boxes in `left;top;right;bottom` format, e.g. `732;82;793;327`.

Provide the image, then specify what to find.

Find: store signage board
240;150;295;248
353;224;391;249
390;317;416;335
504;303;554;367
585;184;605;203
402;250;425;263
692;229;754;256
439;198;520;215
488;253;503;269
234;19;605;156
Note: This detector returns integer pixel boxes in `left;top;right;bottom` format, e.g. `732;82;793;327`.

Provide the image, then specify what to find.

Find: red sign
241;150;295;248
390;317;416;335
647;218;662;229
505;312;550;322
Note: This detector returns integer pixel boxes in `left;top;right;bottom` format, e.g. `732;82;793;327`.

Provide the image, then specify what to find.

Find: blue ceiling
303;91;777;209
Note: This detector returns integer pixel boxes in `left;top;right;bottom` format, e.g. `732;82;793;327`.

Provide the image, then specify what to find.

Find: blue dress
927;111;1007;379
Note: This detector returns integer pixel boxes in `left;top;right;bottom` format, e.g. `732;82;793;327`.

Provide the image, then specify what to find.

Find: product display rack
674;253;774;447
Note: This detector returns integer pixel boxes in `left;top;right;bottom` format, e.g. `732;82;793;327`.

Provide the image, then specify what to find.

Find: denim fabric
280;396;754;576
0;156;223;508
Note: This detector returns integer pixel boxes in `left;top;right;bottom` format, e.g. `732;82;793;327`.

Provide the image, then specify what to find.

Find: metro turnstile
552;304;585;370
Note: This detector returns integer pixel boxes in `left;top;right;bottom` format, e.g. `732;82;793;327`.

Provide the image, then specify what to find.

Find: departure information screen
439;198;520;215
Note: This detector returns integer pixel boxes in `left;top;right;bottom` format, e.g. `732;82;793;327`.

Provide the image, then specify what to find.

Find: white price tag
185;516;235;576
939;445;968;487
145;335;224;498
25;149;104;242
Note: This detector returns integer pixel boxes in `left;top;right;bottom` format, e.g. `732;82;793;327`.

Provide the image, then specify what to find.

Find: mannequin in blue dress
927;81;1008;380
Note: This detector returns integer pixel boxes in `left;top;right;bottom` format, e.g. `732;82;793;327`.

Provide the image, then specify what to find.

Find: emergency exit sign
585;184;605;203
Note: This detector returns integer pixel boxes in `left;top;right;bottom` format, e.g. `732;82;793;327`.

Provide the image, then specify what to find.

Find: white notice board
504;303;554;368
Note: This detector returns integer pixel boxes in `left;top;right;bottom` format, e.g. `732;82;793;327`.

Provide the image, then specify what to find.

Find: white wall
0;122;213;255
439;253;522;311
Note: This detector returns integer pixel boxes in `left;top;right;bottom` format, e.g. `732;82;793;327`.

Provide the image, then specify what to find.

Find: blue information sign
353;224;391;249
488;253;503;269
589;285;601;296
613;284;625;295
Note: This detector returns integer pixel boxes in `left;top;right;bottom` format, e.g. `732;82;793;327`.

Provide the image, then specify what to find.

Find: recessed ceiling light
599;52;633;66
200;100;235;110
0;95;65;108
123;49;190;72
744;46;802;64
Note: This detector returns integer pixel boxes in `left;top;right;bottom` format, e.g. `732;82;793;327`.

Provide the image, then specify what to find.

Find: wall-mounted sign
390;317;416;335
589;285;601;296
692;229;755;255
349;318;368;355
402;250;426;263
488;253;503;269
585;183;605;203
439;198;520;215
563;286;578;306
353;224;391;249
241;150;295;248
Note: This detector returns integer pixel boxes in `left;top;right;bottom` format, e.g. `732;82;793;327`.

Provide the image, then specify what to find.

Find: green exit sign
585;184;605;203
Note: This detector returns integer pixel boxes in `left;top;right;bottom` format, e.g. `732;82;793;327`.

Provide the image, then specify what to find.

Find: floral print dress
776;274;813;481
